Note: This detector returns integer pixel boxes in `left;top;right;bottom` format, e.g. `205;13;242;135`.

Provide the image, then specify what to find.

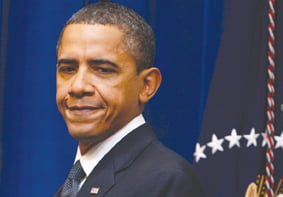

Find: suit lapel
78;156;115;197
77;123;156;197
112;123;156;172
53;185;62;197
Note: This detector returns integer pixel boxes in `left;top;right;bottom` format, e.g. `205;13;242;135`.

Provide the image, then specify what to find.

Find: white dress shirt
74;114;146;188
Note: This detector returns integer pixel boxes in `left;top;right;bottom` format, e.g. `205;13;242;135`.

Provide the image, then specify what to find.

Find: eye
88;59;120;75
96;67;116;74
57;59;78;74
58;65;77;74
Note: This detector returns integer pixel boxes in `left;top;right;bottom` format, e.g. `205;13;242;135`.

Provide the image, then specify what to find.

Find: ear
138;67;162;104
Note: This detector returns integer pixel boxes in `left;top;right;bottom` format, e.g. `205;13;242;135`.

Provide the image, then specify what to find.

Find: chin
68;128;112;151
67;123;95;138
67;122;108;139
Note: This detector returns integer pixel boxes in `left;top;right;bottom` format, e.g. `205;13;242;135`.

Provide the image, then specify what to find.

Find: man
53;1;204;196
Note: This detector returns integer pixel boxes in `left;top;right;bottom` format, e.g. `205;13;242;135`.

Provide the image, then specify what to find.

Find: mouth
64;104;105;123
67;106;102;110
61;98;106;122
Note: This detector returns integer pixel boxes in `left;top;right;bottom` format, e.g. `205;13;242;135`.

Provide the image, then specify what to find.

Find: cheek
56;83;68;107
109;86;139;108
96;85;125;109
56;78;68;96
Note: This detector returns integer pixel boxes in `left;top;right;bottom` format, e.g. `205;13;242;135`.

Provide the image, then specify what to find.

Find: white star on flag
244;128;259;147
225;128;242;149
194;143;207;162
275;132;283;149
207;134;224;154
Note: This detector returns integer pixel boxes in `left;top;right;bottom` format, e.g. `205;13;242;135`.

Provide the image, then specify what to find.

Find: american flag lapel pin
90;187;100;195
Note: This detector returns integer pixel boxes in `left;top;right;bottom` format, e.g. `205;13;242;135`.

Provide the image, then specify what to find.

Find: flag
193;0;283;196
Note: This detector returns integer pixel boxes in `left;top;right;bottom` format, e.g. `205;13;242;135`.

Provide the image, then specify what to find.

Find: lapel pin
90;187;100;195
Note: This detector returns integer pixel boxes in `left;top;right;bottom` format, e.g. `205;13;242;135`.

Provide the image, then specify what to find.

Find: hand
245;182;257;197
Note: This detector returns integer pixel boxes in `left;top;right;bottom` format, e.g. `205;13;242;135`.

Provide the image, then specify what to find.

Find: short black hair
58;2;155;73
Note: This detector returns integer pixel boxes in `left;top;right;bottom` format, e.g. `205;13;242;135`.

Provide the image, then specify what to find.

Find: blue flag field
194;0;283;196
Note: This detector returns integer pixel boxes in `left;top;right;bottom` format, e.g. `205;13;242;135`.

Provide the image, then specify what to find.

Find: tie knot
67;160;86;181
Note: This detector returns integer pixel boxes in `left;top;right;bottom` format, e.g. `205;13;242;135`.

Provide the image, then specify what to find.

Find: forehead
58;24;125;53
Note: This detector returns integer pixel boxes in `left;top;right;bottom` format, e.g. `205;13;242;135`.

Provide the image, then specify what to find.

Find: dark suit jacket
54;123;205;197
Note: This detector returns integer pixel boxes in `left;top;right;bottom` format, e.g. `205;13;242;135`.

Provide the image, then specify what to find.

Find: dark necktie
60;160;86;197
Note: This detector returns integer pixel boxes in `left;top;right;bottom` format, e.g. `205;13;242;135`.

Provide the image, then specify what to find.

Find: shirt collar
74;114;146;177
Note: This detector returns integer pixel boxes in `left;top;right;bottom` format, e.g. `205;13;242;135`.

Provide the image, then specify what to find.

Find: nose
68;68;94;98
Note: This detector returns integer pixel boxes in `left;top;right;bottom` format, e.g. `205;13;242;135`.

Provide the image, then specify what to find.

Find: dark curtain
0;0;223;196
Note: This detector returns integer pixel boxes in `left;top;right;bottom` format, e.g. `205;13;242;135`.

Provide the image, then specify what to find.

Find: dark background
0;0;223;196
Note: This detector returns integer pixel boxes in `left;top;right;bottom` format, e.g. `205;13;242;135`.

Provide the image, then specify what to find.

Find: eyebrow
57;58;120;69
57;59;77;66
88;59;120;69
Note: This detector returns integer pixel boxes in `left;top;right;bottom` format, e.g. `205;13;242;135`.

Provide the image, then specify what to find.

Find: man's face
56;24;144;148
